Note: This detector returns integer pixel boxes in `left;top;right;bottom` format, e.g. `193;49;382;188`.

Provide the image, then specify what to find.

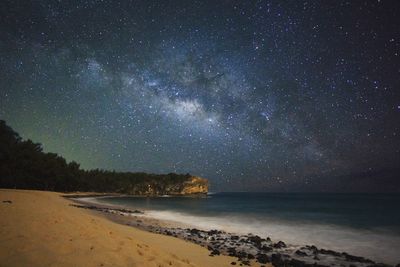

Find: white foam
75;196;125;206
144;210;400;264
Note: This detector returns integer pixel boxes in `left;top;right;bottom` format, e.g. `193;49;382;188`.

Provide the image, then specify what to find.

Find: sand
0;189;267;267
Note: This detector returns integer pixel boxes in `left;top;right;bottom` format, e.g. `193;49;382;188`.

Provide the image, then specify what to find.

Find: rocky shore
70;201;398;267
132;225;394;267
69;203;143;215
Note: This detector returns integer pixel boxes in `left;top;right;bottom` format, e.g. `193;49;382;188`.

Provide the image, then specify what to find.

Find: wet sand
0;189;257;267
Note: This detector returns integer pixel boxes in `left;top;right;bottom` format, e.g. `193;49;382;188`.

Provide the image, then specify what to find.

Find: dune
0;189;260;267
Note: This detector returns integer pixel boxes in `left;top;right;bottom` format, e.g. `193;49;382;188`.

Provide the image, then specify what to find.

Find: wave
75;196;122;206
144;210;400;264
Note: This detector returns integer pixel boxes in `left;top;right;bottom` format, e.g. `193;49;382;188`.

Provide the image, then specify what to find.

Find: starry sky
1;0;399;192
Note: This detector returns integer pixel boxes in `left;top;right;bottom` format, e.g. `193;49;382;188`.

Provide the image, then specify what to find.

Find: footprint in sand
182;259;191;264
170;254;179;260
146;255;155;261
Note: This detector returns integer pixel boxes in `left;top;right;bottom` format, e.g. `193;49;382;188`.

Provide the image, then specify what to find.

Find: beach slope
0;189;241;267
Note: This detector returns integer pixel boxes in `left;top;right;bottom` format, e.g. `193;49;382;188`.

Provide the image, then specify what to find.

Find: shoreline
1;189;397;267
0;189;255;267
73;195;395;267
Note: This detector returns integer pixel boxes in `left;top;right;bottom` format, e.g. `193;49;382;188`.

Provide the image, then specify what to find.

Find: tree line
0;120;191;194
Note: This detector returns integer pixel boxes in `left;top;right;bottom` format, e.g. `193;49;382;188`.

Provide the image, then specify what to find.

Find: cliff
124;175;209;196
179;176;208;195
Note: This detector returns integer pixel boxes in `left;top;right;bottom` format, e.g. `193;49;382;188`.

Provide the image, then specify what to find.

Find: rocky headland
126;175;209;196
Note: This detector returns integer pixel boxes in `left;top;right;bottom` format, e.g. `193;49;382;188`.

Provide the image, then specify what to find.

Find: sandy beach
0;189;262;267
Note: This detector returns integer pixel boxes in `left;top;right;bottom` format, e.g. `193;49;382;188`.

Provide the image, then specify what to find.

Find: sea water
94;193;400;264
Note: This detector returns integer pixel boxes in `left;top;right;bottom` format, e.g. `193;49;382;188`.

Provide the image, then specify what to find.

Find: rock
231;235;239;240
208;230;220;235
248;235;263;248
2;200;12;204
227;247;237;257
236;251;248;260
289;258;306;267
271;254;284;267
273;241;287;248
295;250;308;257
231;262;237;265
306;245;318;254
342;252;374;263
165;231;172;236
240;260;250;266
256;253;269;264
210;249;220;256
247;253;255;260
190;228;200;235
319;249;341;257
261;245;272;252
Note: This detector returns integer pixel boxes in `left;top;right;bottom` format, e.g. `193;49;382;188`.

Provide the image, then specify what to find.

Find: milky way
1;1;399;191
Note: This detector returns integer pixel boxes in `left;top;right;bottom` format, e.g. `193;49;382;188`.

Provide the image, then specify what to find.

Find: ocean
93;192;400;264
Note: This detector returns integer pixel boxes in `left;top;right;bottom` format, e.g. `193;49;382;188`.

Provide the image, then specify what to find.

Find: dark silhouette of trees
0;120;191;194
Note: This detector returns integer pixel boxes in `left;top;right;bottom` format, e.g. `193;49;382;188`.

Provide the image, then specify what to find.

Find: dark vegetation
0;120;191;194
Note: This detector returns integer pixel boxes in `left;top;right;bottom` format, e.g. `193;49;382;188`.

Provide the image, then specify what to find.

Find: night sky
1;1;399;192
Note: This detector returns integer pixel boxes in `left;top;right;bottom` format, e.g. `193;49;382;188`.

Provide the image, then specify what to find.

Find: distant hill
0;120;208;195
